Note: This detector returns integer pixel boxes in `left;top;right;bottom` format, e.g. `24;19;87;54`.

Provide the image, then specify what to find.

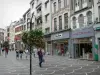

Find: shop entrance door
74;38;92;58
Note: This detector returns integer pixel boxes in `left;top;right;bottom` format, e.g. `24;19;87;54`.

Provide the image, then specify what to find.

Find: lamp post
29;14;36;75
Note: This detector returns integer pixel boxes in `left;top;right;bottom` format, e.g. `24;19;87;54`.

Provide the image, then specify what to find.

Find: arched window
78;14;84;28
87;11;92;25
72;17;77;29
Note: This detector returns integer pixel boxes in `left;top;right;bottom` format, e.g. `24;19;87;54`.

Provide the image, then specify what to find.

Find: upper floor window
32;3;34;8
98;6;100;21
37;7;41;13
45;0;49;8
45;27;50;33
45;14;49;23
54;18;57;31
58;0;61;9
72;17;77;29
54;2;57;13
78;14;84;28
64;13;68;29
75;0;79;7
59;15;62;30
87;11;92;25
64;0;67;7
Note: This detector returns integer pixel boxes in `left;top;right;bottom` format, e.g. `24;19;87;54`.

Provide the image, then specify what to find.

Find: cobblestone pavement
0;51;100;75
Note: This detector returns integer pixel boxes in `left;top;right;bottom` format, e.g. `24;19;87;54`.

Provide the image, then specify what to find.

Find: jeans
39;57;43;67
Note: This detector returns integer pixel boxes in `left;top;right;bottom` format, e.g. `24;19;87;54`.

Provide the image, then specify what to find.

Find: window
64;13;68;29
54;2;56;12
98;6;100;21
89;0;91;2
32;3;34;8
78;14;84;28
72;17;77;29
45;0;49;8
37;0;39;2
59;16;62;30
54;18;57;31
75;0;79;7
37;7;41;13
32;23;34;29
45;14;49;23
64;0;67;7
87;11;92;25
37;17;42;25
58;0;61;9
24;25;26;30
27;23;30;29
45;28;50;33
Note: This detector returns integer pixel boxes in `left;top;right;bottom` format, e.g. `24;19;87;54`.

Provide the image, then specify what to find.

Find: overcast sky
0;0;31;29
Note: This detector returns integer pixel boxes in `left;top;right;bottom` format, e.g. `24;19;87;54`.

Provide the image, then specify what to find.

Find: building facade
14;19;25;50
30;0;53;54
70;0;96;59
93;0;100;61
50;0;70;55
0;28;6;48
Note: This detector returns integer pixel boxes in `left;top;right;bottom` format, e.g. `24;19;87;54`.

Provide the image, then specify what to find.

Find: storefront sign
72;27;94;38
51;31;70;40
95;27;100;31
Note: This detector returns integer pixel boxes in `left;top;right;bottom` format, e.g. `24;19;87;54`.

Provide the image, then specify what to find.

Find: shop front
44;34;52;55
94;24;100;61
51;30;71;56
71;27;95;60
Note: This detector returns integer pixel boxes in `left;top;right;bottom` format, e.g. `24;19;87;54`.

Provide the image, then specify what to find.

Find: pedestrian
37;48;44;68
33;48;37;58
16;49;19;59
5;47;8;58
19;50;23;59
25;49;28;59
2;48;4;54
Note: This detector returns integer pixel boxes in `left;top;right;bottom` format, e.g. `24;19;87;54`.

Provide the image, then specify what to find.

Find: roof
30;0;34;4
23;8;31;17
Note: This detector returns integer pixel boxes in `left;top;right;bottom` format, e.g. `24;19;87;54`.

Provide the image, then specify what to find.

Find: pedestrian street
0;51;100;75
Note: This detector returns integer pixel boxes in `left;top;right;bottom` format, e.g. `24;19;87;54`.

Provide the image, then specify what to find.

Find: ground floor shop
94;24;100;61
72;38;93;59
52;39;69;56
51;30;71;56
71;27;95;60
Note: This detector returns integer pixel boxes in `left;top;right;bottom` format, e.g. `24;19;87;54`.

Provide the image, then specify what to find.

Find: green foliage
21;29;45;49
2;41;9;48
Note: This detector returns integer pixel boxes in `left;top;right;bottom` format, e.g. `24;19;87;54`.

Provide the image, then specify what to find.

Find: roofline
23;8;31;17
30;0;34;4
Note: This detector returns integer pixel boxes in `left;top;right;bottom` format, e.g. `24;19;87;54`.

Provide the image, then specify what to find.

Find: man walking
5;47;8;58
37;49;43;68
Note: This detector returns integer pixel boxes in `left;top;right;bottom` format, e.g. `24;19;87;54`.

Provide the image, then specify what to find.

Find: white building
0;28;6;48
70;0;95;59
8;22;16;50
30;0;53;54
23;8;31;31
93;0;100;61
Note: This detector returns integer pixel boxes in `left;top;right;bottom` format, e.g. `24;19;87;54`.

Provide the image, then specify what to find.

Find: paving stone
35;70;54;74
53;69;73;74
66;73;86;75
87;72;100;75
74;68;93;74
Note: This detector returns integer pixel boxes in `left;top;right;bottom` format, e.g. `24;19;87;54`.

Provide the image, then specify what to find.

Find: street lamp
29;14;36;75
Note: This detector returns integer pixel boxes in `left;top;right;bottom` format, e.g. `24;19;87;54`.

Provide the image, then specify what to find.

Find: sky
0;0;31;29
